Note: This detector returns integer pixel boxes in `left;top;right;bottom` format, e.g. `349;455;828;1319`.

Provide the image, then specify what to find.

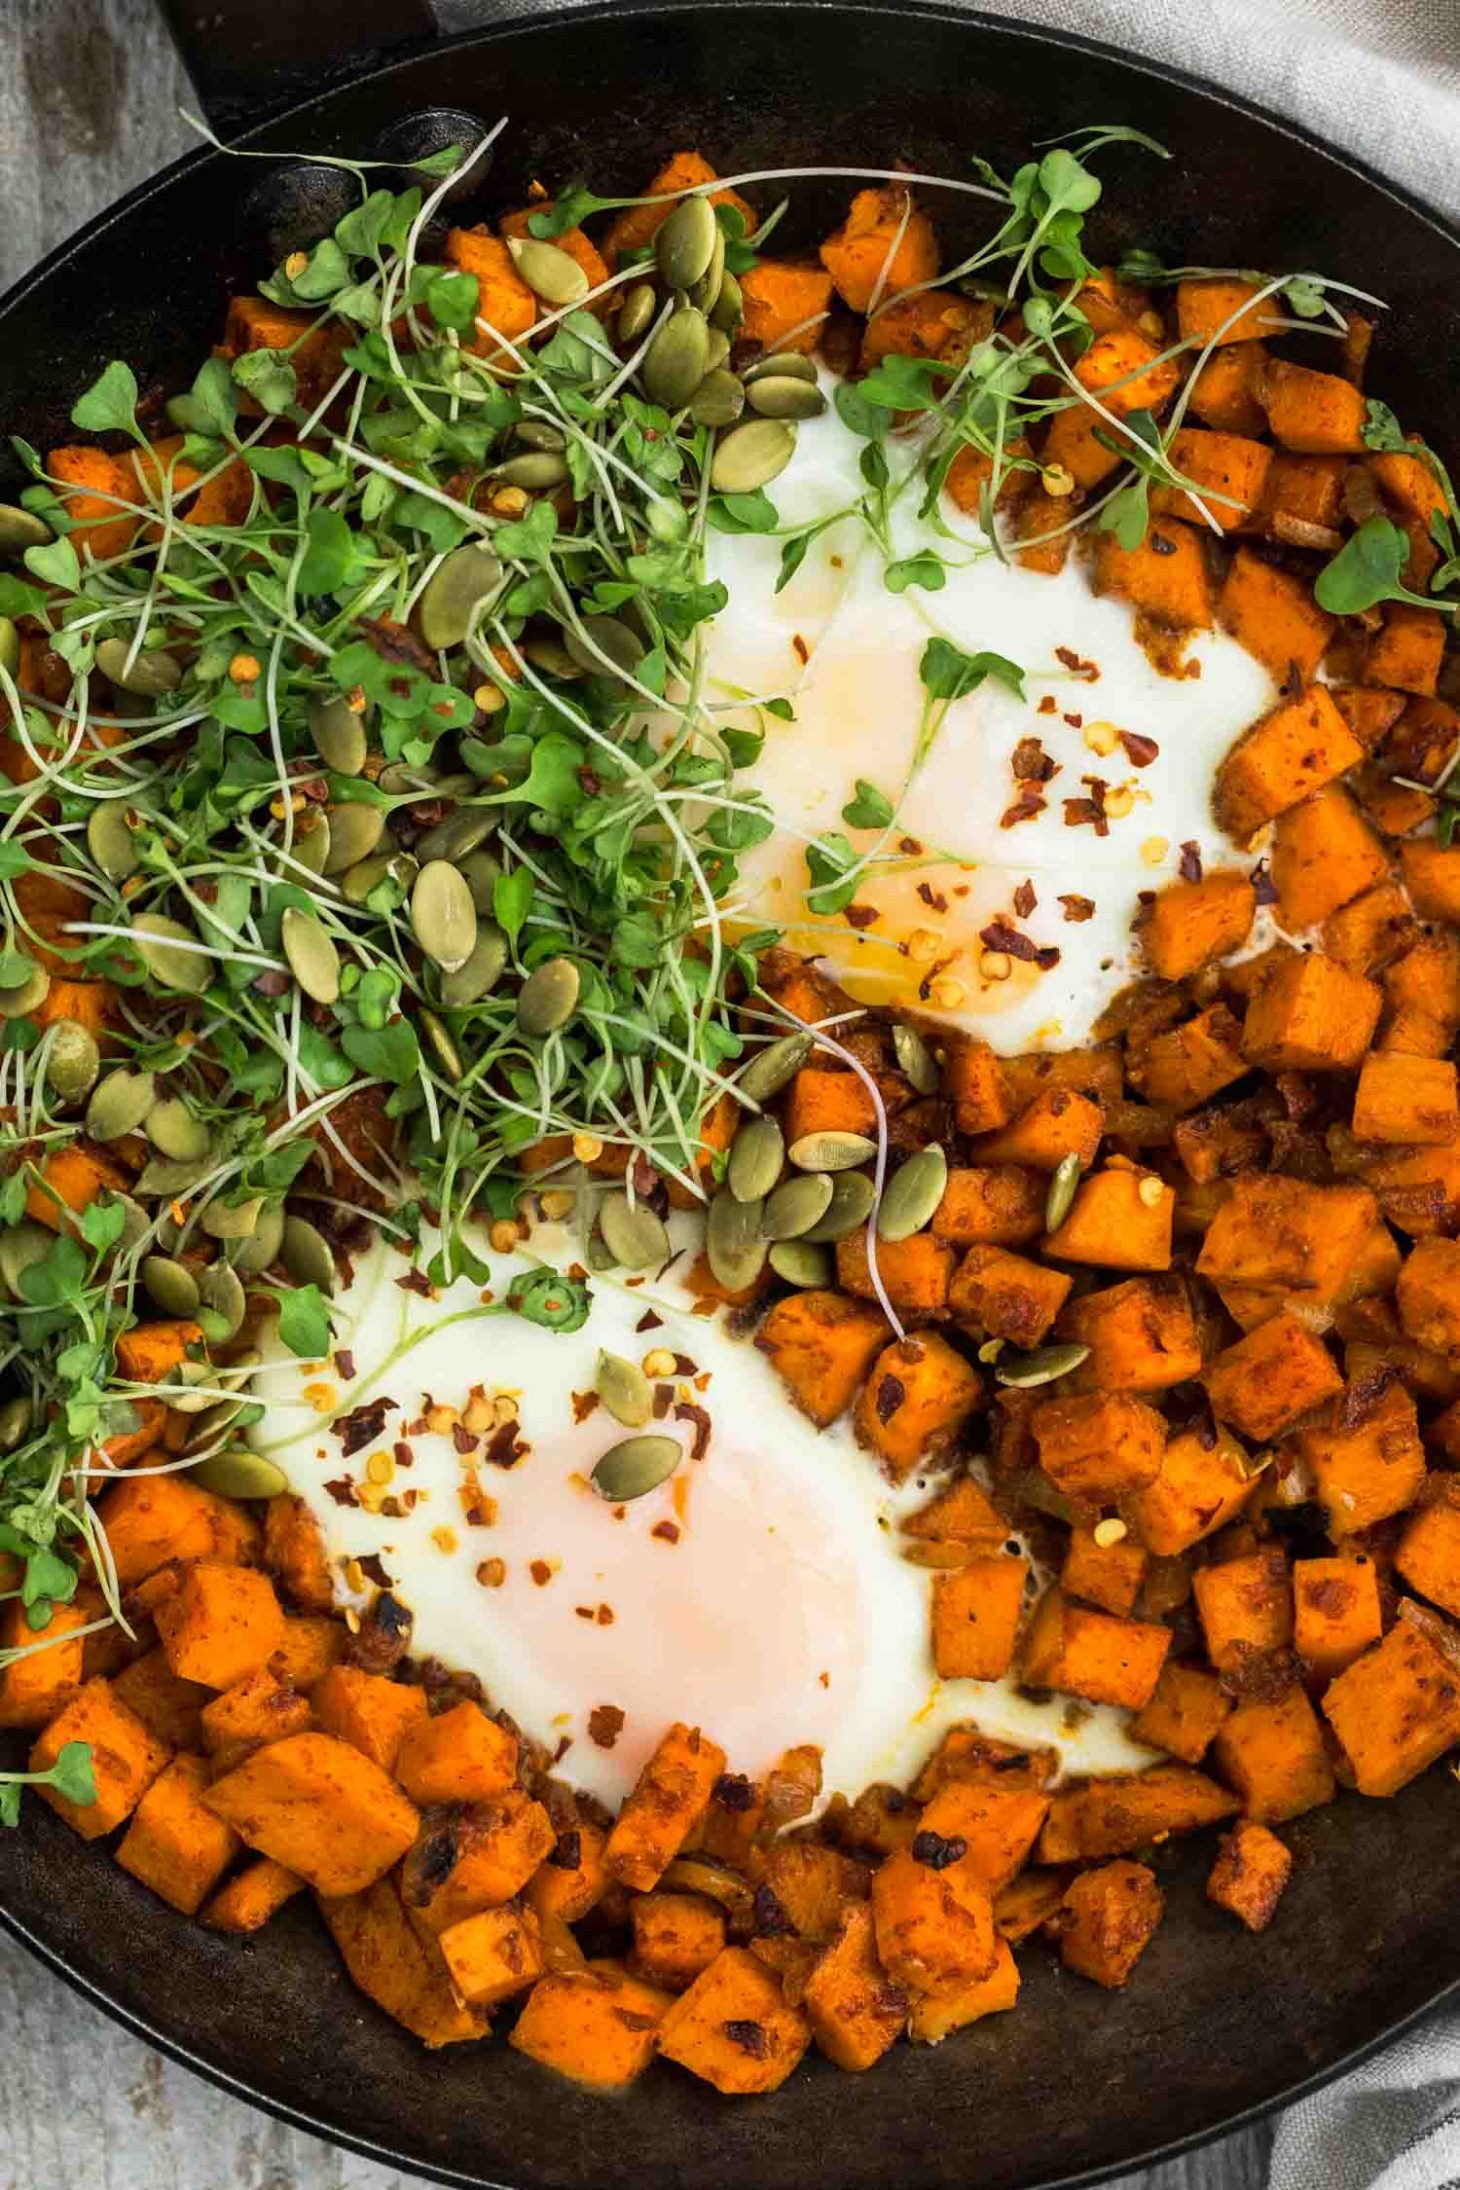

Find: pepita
282;906;341;1004
523;634;582;679
282;1213;337;1292
141;1254;201;1317
508;235;590;306
514;420;568;453
687;223;726;316
0;619;17;680
439;921;508;1007
0;504;52;554
491;451;571;490
94;637;182;698
591;1433;683;1502
342;849;419;906
768;1239;833;1288
995;1341;1091;1389
564;615;643;680
86;1068;157;1142
0;962;48;1019
745;375;828;421
598;1193;669;1271
200;1196;262;1242
892;1022;940;1095
762;1170;833;1241
86;800;141;882
457;847;502;912
188;1448;289;1500
709;270;743;332
788;1128;876;1173
411;860;478;973
706;1186;768;1291
415;805;495;863
309;693;369;775
689;369;745;429
167;1361;225;1414
112;1194;151;1250
595;1349;654;1428
803;1168;876;1242
728;1115;783;1204
1044;1151;1083;1234
198;1258;247;1336
743;349;819;386
145;1096;212;1162
0;1222;54;1299
231;1202;286;1274
878;1145;948;1242
420;1006;464;1081
135;1154;212;1199
290;813;332;876
735;1031;812;1104
131;912;213;996
617;283;658;344
322;802;386;876
517;956;580;1036
418;544;504;651
655;192;719;292
709;418;797;494
43;1019;100;1104
703;327;731;376
642;305;711;410
0;1394;33;1450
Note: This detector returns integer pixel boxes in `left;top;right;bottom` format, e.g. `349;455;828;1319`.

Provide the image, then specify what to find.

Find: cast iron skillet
4;4;1460;2183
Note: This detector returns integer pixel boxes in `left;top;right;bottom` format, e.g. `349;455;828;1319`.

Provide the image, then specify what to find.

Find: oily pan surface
3;7;1460;2185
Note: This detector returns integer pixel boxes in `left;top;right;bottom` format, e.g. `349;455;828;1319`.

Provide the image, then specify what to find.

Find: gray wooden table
0;1;1275;2183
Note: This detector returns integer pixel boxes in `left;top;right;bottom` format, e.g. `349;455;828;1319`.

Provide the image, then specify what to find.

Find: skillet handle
157;0;444;133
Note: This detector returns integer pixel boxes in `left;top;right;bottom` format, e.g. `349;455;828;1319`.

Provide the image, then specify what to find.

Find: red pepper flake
876;1374;906;1424
1000;789;1046;830
1011;736;1057;782
1013;878;1036;919
485;1418;527;1469
571;1390;600;1424
575;1604;595;1621
323;1477;358;1507
1062;712;1083;729
589;1703;626;1748
530;1559;554;1587
1063;775;1110;837
1118;730;1159;768
334;1397;397;1457
1037;694;1057;715
714;1772;756;1812
898;835;923;855
396;1268;435;1298
792;633;810;665
652;1520;682;1544
723;2021;768;2059
1179;840;1204;884
597;1604;614;1626
252;968;291;998
333;1350;356;1381
1251;857;1278;907
1058;894;1096;923
451;1423;479;1455
1054;645;1099;681
978;921;1061;970
844;903;880;930
636;1309;664;1333
652;1385;674;1419
676;1402;712;1460
392;1439;413;1469
916;882;949;913
358;1552;393;1591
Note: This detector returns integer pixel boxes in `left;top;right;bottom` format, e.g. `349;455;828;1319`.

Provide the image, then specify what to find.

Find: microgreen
0;1741;96;1828
1314;514;1446;616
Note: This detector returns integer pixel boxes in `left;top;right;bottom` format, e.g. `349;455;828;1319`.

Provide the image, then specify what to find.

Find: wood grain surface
0;2;1276;2184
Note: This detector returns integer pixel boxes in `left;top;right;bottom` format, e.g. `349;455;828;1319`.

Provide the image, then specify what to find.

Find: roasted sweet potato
948;1243;1072;1346
153;1561;285;1690
605;1722;726;1892
439;1901;545;2008
755;1290;890;1426
203;1731;418;1894
870;1845;996;1995
853;1332;983;1480
394;1697;518;1804
931;1556;1028;1681
1020;1588;1170;1709
1213;1683;1335;1822
741;258;837;356
29;1677;171;1840
1130;1659;1233;1762
0;1599;87;1729
320;1876;487;2047
657;1945;812;2093
1063;1277;1203;1393
1322;1606;1460;1794
819;186;938;314
1206;1821;1292;1932
1140;871;1255;982
1056;1861;1163;1989
933;1166;1046;1248
803;1901;908;2070
310;1665;428;1775
1293;1553;1383;1679
510;1964;671;2088
1217;547;1335;684
1031;1390;1166;1502
117;1753;240;1915
1202;1313;1343;1441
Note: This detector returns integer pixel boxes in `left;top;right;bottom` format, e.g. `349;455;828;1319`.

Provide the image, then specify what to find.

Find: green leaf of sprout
1314;515;1416;615
919;638;1026;703
276;1283;333;1360
70;359;140;437
231;349;298;416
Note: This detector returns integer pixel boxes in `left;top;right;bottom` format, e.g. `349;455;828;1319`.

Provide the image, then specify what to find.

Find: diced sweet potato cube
862;286;992;373
1041;326;1181;486
931;1557;1028;1681
740;258;836;356
1324;880;1417;980
261;1494;334;1614
835;1230;954;1317
948;1243;1071;1346
755;1289;890;1426
199;1668;312;1769
310;1665;427;1774
270;1615;345;1693
1062;1527;1148;1617
1091;518;1212;629
1040;1765;1237;1861
442;225;538;353
942;1038;1014;1134
657;1945;812;2093
320;1877;487;2047
28;1676;172;1840
1396;1479;1460;1619
117;1752;240;1915
1213;1683;1335;1821
916;1778;1050;1894
605;1721;726;1891
902;1473;1006;1553
510;1964;671;2088
1294;1379;1426;1536
393;1697;517;1804
1214;684;1363;841
1130;1659;1233;1761
628;1890;726;1991
1354;1053;1459;1147
1271;786;1388;930
1128;1004;1249;1114
907;1933;1019;2044
803;1901;908;2069
97;1473;259;1587
203;1731;418;1894
404;1792;557;1930
111;1649;210;1751
527;1817;609;1923
974;1087;1104;1174
1257;452;1347;542
222;298;346;409
1057;1861;1162;1988
1322;1606;1460;1794
1189;340;1269;435
0;1598;87;1728
870;1846;996;1995
1151;427;1272;531
782;1066;878;1149
933;1166;1046;1248
1196;1173;1376;1297
1206;1820;1292;1932
1044;1164;1173;1272
601;150;754;266
1192;1549;1292;1673
1127;1429;1253;1557
1260;357;1367;453
1140;871;1255;981
438;1901;544;2008
912;1728;1057;1803
201;1855;305;1934
819;185;938;314
153;1560;285;1690
1203;1313;1342;1442
1020;1588;1170;1708
1365;605;1446;696
1033;1390;1167;1503
1293;1554;1383;1679
994;1871;1068;1943
1218;548;1335;684
1177;279;1287;348
1397;1237;1460;1355
1241;952;1381;1072
853;1332;983;1481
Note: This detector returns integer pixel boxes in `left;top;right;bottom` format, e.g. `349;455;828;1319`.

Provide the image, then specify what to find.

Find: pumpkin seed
508;235;590;306
743;349;818;387
1044;1151;1083;1234
345;849;420;907
201;1196;262;1242
86;799;140;881
231;1202;286;1274
0;1394;33;1450
803;1168;876;1242
788;1129;876;1173
0;1222;54;1299
892;1022;940;1095
420;1006;463;1081
290;812;332;876
322;802;386;875
309;693;369;774
0;962;48;1018
728;1115;783;1204
618;283;658;344
142;1254;201;1316
86;1068;157;1142
564;615;643;680
762;1170;833;1241
418;544;504;651
591;1433;683;1503
198;1258;247;1337
162;1362;218;1414
643;305;711;409
523;634;582;679
188;1448;288;1500
0;504;52;554
598;1193;669;1271
736;1031;812;1104
280;906;341;1005
491;450;571;490
376;762;438;797
415;805;495;863
709;270;743;332
688;225;726;316
707;1186;768;1291
135;1155;212;1199
145;1096;212;1162
514;420;568;452
710;418;797;494
745;374;828;421
703;327;731;375
595;1350;653;1428
131;912;213;996
655;193;719;291
94;637;182;698
0;619;17;680
44;1019;100;1104
878;1145;948;1241
768;1239;833;1288
517;956;580;1036
457;847;502;912
439;921;508;1007
411;860;478;973
282;1214;336;1292
689;369;745;429
995;1341;1091;1389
